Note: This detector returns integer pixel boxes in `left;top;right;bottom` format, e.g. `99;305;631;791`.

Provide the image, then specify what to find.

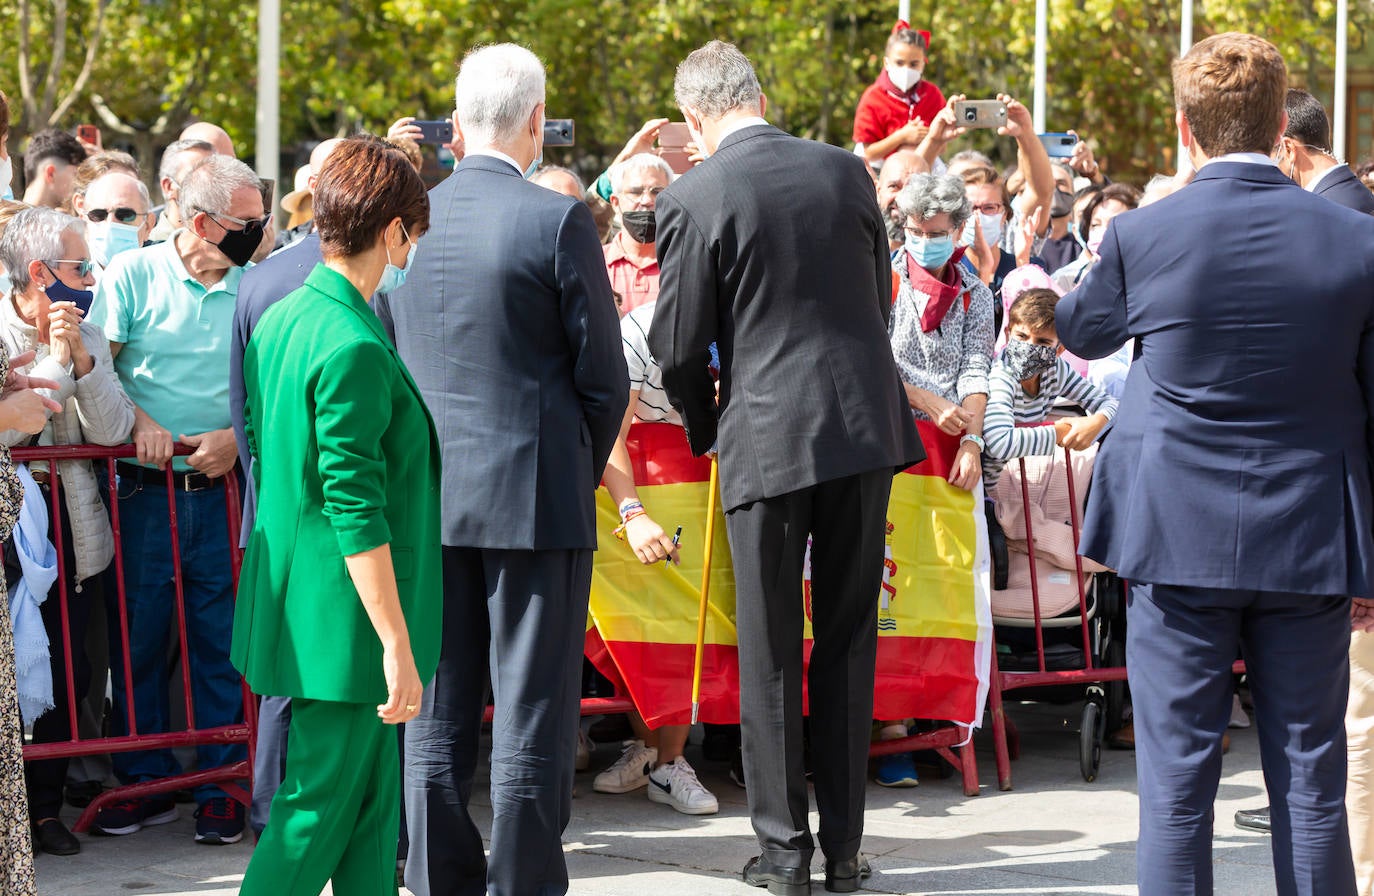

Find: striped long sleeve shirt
982;354;1118;489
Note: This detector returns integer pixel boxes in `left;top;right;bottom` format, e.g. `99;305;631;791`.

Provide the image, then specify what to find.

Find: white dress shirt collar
467;147;525;176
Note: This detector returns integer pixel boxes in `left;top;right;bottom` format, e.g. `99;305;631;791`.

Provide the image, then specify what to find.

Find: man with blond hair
1059;32;1374;895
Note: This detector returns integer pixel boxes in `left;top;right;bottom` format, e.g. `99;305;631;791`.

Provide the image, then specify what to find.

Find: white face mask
979;213;1004;248
0;157;12;200
88;220;143;267
886;64;922;93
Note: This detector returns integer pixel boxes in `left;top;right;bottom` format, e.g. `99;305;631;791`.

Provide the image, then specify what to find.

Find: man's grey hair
897;173;972;230
948;149;995;171
178;156;262;218
0;207;85;292
88;171;152;212
609;153;675;193
1140;173;1179;207
158;139;215;185
673;41;763;120
531;165;585;195
454;44;546;149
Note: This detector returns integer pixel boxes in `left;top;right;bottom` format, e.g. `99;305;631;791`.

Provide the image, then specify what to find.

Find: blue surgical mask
377;230;416;296
906;234;955;271
524;118;544;180
88;221;142;268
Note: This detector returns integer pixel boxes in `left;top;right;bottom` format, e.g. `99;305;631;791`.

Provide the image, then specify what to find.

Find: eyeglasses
971;202;1005;215
904;226;952;240
619;186;666;199
46;259;96;278
86;206;143;224
198;209;272;232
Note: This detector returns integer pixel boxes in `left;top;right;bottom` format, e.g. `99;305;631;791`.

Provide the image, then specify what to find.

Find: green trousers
240;697;398;896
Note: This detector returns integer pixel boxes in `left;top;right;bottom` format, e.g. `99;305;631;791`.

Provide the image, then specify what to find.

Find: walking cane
690;454;720;725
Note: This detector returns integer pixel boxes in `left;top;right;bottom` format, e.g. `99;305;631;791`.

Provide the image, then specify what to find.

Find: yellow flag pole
690;454;719;725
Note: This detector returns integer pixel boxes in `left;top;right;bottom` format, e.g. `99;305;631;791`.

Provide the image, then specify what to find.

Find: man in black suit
648;41;924;896
377;44;627;896
1277;88;1374;214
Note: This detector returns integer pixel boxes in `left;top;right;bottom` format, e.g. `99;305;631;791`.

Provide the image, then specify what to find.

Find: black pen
667;526;682;567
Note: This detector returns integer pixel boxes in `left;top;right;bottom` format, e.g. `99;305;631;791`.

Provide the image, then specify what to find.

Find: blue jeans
107;479;245;804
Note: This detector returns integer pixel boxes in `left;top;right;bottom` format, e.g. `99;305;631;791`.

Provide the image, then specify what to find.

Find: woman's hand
969;215;997;285
927;393;973;436
0;389;55;434
924;94;969;153
1017;207;1042;268
997;94;1033;139
1068;131;1102;182
47;301;91;376
4;351;61;395
949;441;982;491
626;513;680;566
378;641;423;725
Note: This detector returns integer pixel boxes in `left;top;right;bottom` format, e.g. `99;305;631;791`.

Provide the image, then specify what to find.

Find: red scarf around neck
876;68;920;105
904;247;967;333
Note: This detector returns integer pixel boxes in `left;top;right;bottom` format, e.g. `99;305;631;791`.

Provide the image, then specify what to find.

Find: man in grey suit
649;42;924;896
376;44;627;896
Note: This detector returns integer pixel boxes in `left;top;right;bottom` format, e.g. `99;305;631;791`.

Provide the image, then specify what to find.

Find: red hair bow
892;20;932;48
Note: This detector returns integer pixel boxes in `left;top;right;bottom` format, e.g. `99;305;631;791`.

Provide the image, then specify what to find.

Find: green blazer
232;263;442;705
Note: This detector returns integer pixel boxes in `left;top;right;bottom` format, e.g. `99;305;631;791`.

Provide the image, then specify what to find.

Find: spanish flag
586;421;992;734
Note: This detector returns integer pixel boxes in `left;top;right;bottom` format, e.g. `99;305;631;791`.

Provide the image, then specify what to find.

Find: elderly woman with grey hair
0;206;134;856
890;172;994;491
876;172;994;789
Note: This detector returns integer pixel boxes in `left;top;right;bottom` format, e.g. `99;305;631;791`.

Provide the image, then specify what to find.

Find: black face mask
1051;189;1074;220
211;217;266;267
620;209;657;244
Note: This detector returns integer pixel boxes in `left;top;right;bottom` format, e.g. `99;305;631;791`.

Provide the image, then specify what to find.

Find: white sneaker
593;739;657;793
1229;693;1251;729
575;729;594;772
647;756;719;815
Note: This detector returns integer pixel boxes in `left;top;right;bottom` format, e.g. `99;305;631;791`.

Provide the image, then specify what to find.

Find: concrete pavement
34;701;1279;895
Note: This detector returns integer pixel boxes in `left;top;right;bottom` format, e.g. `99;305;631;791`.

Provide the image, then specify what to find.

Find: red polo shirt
604;230;660;316
852;76;946;149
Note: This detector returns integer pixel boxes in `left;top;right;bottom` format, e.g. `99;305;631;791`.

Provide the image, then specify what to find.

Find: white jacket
0;296;135;585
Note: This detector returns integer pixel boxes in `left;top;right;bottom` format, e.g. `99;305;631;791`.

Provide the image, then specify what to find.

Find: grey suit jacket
376;155;627;550
648;125;923;512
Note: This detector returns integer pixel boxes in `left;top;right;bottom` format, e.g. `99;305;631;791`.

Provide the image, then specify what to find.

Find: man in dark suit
1058;33;1374;896
376;44;627;896
648;41;924;896
1277;88;1374;214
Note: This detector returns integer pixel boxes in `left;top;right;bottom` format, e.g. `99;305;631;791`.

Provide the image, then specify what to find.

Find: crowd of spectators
1;23;1374;896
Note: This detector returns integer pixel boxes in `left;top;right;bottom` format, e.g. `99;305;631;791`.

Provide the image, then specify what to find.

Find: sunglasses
86;206;142;224
46;259;96;278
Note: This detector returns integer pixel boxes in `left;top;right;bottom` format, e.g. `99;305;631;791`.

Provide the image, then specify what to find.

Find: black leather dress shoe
33;818;80;855
1235;805;1271;833
824;855;872;893
743;855;812;896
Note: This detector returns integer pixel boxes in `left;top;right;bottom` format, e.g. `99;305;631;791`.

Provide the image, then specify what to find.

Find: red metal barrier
14;443;253;833
986;443;1245;790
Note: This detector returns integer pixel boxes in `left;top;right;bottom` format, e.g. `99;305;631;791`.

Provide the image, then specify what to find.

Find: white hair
178;155;262;218
0;207;85;292
608;153;675;193
454;44;546;149
674;41;762;120
897;173;972;229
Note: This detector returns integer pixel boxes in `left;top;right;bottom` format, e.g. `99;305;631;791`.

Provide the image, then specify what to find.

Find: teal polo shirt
90;234;246;471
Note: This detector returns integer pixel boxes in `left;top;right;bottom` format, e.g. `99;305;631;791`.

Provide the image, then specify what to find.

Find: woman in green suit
233;135;440;895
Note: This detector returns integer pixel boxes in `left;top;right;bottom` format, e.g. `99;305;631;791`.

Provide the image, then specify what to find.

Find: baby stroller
986;435;1129;784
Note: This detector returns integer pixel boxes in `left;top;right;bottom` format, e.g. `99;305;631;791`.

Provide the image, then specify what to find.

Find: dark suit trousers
1128;582;1355;896
404;546;592;896
726;468;892;867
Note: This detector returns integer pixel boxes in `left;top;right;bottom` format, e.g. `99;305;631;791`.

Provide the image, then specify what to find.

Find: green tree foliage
1;0;1371;184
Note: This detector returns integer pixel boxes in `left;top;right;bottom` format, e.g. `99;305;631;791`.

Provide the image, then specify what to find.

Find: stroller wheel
1080;700;1104;782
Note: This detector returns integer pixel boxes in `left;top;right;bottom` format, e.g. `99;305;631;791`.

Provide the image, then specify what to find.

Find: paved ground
35;701;1280;896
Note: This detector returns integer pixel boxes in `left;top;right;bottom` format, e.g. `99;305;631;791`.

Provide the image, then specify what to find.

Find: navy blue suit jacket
230;232;323;543
1313;164;1374;215
1058;161;1374;596
374;155;627;550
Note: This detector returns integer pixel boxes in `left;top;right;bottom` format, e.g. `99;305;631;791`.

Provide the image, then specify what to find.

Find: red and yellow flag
586;421;991;732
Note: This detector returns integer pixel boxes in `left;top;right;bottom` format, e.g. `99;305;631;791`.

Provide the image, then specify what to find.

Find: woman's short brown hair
314;135;429;259
1173;32;1287;158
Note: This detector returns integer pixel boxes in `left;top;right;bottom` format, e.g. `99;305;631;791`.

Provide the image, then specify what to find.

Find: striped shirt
982;354;1118;488
620;301;682;426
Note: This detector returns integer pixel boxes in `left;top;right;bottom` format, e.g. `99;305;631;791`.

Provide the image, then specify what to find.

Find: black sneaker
194;797;245;845
91;796;179;836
